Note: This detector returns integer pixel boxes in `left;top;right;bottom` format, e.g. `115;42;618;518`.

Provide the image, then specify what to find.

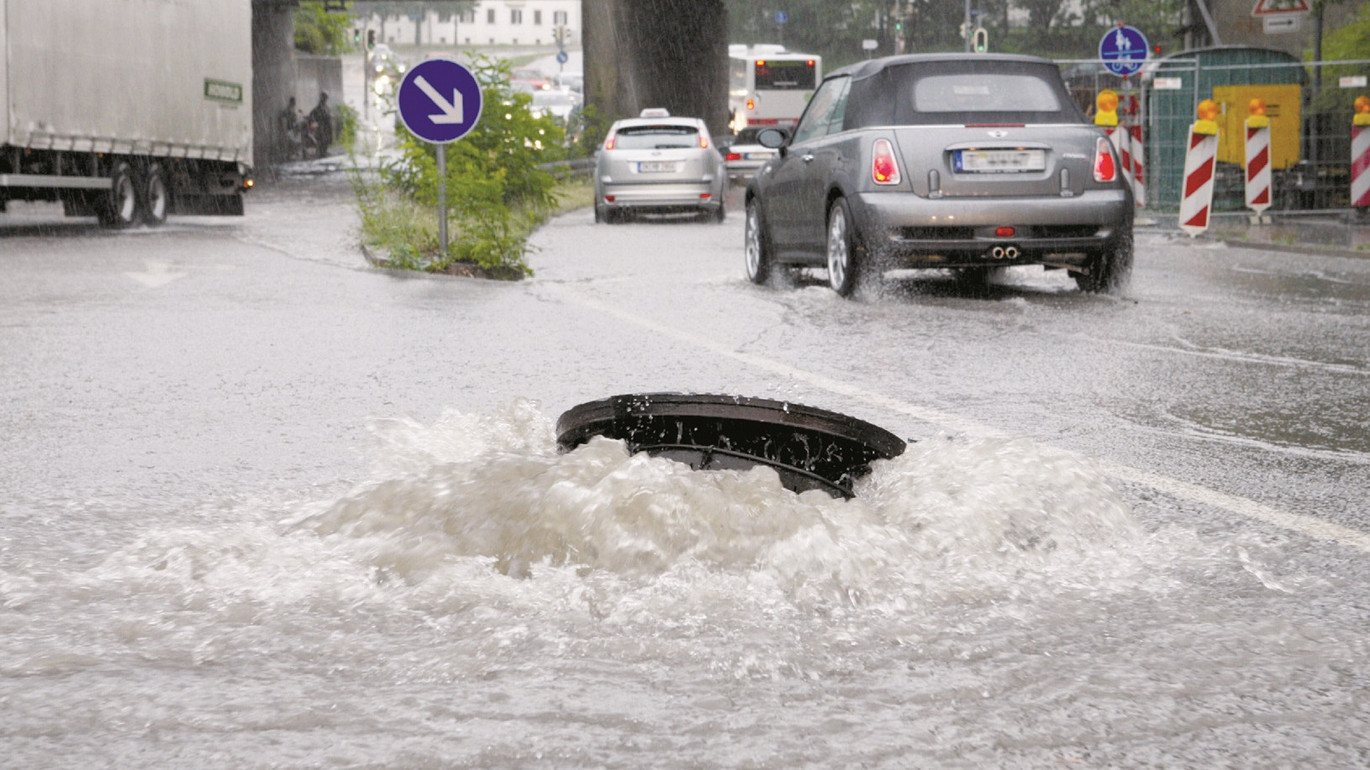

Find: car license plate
955;149;1045;173
638;161;677;173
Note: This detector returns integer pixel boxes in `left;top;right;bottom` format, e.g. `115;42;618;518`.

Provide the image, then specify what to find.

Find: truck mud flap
556;393;907;498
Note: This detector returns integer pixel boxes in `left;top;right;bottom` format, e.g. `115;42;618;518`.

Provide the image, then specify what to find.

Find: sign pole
396;59;483;261
437;143;448;253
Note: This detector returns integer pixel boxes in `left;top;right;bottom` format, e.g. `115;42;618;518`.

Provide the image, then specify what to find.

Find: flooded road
3;179;1369;767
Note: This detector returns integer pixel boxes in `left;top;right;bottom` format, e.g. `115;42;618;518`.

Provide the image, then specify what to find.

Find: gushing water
4;400;1359;767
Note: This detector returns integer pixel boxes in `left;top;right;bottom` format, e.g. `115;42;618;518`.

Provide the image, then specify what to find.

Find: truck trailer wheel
139;163;168;226
98;162;139;228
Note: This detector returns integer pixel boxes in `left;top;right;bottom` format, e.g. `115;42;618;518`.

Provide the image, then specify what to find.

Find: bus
728;44;821;134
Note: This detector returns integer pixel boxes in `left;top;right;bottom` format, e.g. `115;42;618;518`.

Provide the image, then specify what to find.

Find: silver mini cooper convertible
744;53;1134;296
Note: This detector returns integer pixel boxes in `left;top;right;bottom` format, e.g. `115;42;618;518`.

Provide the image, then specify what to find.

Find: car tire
744;197;775;284
1074;223;1133;293
98;161;139;229
826;197;868;297
139;163;169;226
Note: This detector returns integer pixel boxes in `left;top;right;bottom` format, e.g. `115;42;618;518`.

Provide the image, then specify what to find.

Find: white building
359;1;581;48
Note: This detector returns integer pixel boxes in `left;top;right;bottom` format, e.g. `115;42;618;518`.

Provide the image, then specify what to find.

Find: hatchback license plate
955;149;1045;173
638;161;677;173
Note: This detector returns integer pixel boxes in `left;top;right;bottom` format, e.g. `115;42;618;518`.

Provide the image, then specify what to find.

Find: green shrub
358;55;573;279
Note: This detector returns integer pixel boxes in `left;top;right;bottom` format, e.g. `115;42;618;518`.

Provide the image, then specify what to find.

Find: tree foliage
294;2;355;55
1306;0;1370;111
724;0;1186;67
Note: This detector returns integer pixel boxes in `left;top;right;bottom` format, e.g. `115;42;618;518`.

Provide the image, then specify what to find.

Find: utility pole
964;0;972;53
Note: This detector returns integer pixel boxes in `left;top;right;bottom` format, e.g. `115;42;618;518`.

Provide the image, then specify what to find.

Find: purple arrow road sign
397;59;483;143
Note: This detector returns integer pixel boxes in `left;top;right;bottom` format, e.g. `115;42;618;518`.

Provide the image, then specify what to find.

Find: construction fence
1061;48;1370;215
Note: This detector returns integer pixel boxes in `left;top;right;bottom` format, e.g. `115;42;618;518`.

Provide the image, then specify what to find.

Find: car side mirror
757;128;788;149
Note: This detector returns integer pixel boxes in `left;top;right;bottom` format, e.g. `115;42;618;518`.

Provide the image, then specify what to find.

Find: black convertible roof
828;53;1060;82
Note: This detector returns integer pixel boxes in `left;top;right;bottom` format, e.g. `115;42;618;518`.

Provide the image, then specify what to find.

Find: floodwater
4;399;1366;767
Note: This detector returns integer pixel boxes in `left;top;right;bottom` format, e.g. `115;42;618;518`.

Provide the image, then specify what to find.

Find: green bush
356;55;571;279
382;55;565;210
336;103;359;152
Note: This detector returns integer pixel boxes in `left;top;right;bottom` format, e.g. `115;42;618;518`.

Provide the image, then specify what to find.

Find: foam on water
6;400;1357;766
277;399;1149;614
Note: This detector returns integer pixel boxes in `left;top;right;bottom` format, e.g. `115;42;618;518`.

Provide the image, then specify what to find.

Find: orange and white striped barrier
1353;95;1370;211
1114;123;1134;189
1245;98;1272;219
1130;124;1146;207
1179;99;1220;237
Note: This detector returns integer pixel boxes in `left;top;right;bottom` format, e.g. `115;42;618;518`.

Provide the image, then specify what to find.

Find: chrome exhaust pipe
1004;246;1019;259
991;246;1006;259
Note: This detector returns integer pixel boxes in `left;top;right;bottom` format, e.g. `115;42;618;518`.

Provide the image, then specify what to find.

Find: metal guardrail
539;157;595;180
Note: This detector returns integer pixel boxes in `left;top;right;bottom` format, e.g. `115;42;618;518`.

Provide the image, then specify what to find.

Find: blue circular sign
556;50;569;64
1098;25;1149;77
775;10;788;24
397;59;482;144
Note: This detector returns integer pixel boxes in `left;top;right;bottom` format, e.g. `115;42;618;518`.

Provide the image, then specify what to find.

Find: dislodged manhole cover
556;393;907;498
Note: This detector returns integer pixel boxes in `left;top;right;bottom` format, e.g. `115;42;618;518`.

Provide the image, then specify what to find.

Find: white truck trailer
0;0;253;227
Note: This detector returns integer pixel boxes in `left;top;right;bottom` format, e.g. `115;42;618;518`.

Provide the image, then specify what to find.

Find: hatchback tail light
872;138;900;185
699;135;710;149
604;134;616;151
1093;137;1116;182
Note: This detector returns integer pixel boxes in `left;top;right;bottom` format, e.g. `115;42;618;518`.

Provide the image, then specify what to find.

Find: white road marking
550;286;1370;555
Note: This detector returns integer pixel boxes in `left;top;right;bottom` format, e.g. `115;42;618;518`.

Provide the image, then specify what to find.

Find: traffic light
973;27;988;53
366;29;376;50
353;28;361;46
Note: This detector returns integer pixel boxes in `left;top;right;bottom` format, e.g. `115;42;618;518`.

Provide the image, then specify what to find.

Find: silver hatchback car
744;54;1133;296
595;111;727;223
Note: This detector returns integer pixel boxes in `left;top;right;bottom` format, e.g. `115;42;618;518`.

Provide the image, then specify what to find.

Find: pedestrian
309;92;333;155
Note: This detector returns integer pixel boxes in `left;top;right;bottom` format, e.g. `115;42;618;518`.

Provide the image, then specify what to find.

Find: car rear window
613;125;699;149
912;73;1062;113
844;60;1086;128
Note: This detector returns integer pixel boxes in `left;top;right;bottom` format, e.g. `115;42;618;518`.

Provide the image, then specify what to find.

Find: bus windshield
754;59;816;90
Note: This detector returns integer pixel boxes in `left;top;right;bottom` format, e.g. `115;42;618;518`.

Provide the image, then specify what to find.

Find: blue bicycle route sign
397;59;482;144
1098;25;1149;77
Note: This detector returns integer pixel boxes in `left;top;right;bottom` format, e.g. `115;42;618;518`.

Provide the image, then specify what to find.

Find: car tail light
726;152;742;162
872;138;900;185
995;226;1015;237
699;135;710;149
746;97;755;111
604;134;616;151
1094;137;1116;182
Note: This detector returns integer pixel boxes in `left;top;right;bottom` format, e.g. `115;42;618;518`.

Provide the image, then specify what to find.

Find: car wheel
1073;224;1133;293
744;197;775;284
98;162;139;229
139;163;169;226
826;197;867;297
